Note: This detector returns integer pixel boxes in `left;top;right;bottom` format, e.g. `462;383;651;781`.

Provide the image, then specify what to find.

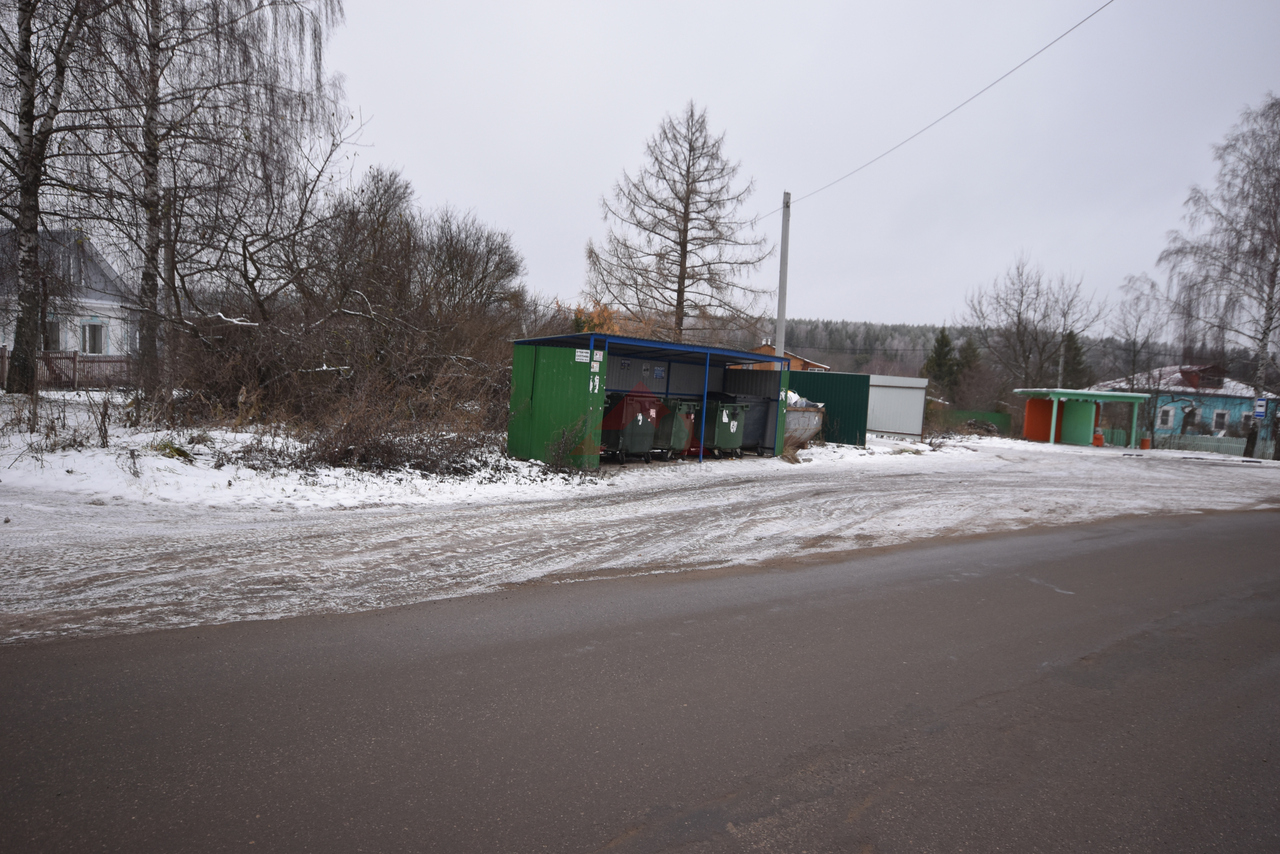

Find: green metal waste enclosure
787;371;871;446
508;334;789;469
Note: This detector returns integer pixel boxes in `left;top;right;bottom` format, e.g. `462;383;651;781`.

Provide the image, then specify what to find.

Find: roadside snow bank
3;402;1279;643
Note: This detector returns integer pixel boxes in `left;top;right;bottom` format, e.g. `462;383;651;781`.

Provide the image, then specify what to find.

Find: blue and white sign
1256;397;1268;419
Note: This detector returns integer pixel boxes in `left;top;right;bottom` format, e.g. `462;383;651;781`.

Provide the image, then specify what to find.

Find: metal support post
700;354;710;462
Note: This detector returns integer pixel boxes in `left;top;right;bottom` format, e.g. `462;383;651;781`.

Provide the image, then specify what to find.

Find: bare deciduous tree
1160;94;1280;458
305;172;527;389
1096;274;1170;437
419;207;524;321
964;258;1104;392
1104;275;1168;388
586;102;771;343
174;165;531;436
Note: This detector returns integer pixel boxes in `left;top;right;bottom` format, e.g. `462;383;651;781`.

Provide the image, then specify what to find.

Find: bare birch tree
1160;94;1280;458
586;102;771;343
67;0;343;393
0;0;117;395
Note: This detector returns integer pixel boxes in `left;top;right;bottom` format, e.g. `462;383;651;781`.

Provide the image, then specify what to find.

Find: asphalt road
3;511;1278;852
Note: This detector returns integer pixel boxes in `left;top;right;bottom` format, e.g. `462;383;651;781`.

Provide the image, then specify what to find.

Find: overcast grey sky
327;1;1280;327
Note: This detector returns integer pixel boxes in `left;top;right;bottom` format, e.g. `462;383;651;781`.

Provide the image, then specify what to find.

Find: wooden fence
0;347;135;390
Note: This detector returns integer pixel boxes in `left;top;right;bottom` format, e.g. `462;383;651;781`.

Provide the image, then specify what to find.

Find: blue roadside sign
1256;397;1268;419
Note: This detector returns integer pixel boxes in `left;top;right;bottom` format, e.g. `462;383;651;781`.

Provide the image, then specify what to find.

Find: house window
41;319;60;351
81;323;105;354
1158;407;1174;429
1242;413;1254;431
1212;410;1229;432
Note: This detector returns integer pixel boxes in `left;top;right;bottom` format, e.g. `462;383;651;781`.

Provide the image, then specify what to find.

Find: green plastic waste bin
703;401;749;458
600;392;660;463
654;398;699;460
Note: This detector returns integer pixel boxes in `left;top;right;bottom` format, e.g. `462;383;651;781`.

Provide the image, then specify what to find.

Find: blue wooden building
1092;365;1277;441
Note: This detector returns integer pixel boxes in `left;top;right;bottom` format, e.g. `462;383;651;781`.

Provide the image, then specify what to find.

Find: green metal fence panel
1101;428;1129;447
507;343;605;469
942;409;1012;435
507;344;536;460
787;372;869;446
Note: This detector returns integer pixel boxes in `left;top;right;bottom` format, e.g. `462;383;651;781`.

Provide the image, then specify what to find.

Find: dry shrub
544;415;588;473
287;379;496;475
298;422;493;475
778;436;805;464
148;170;573;475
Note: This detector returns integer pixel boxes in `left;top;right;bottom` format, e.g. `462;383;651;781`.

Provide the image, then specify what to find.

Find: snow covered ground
3;391;1279;643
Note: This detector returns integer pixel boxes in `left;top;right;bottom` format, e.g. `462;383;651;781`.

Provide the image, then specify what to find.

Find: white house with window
1;230;137;357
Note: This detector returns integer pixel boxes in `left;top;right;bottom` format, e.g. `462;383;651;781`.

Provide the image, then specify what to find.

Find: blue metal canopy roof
513;333;788;368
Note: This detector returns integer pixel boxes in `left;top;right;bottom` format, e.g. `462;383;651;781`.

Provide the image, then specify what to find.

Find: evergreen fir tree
922;327;958;395
1061;330;1096;389
956;337;981;374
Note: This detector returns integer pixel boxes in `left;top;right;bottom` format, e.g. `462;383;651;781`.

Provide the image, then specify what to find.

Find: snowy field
3;391;1280;644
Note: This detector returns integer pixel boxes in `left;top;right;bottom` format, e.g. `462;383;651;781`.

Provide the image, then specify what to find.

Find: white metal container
867;375;928;439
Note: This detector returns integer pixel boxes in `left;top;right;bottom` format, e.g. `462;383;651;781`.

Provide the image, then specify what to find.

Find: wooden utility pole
774;191;791;369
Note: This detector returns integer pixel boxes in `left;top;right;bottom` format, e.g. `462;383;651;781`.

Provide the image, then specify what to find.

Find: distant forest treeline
784;319;943;376
783;318;1248;385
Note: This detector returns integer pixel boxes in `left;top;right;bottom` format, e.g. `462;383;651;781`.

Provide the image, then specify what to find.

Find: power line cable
763;0;1118;217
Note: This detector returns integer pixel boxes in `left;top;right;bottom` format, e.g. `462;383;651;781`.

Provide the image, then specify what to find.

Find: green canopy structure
1014;388;1151;449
